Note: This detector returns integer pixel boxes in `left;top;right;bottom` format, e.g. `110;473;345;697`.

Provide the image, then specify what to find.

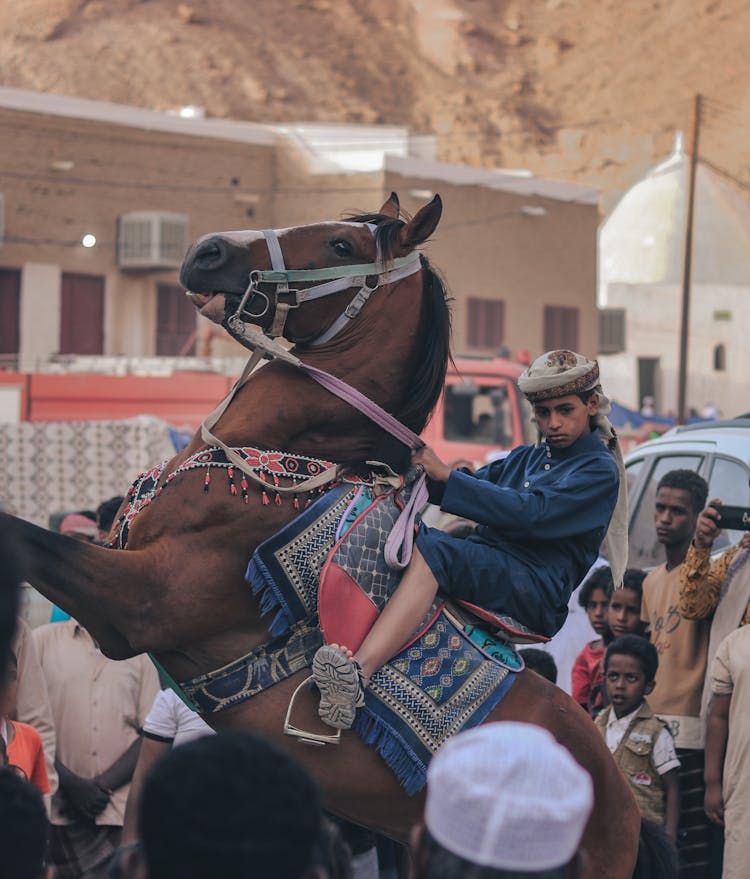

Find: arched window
713;344;726;372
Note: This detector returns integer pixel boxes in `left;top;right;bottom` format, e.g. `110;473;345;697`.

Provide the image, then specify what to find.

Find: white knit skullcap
425;722;593;871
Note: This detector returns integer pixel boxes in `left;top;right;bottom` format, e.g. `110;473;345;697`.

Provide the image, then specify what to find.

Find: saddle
317;479;548;652
182;477;534;792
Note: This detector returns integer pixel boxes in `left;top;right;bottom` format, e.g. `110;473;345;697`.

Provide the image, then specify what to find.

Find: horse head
180;193;443;351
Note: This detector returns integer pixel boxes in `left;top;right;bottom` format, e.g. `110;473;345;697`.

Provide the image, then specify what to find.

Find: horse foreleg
0;512;155;659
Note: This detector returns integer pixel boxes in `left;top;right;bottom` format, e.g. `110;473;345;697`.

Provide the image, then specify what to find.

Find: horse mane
348;211;453;468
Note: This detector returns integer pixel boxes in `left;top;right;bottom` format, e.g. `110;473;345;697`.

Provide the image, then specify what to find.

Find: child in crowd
0;652;49;796
704;624;750;879
572;566;612;711
608;569;648;641
518;648;558;684
595;636;680;841
581;568;648;717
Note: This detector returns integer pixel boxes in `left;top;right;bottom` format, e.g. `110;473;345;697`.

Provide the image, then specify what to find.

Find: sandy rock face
0;0;748;206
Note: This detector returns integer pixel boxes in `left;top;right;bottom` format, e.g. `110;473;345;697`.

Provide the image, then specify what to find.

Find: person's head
518;648;558;684
96;495;124;541
414;722;593;879
607;569;646;639
0;650;18;718
604;636;658;719
654;470;708;548
577;567;613;637
518;351;604;450
122;731;325;879
0;768;51;879
59;513;98;542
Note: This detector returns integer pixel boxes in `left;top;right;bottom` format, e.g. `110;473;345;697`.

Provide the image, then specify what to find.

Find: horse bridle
226;226;423;347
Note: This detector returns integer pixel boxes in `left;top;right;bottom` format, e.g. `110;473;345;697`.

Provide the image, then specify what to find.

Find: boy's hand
412;446;452;483
694;500;723;549
704;780;724;825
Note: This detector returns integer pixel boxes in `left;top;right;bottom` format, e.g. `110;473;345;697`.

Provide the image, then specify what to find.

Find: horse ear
379;192;400;218
399;195;442;249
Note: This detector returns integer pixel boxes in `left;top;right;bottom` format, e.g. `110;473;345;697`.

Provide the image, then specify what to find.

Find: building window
0;268;21;367
713;344;726;371
544;305;579;351
60;273;104;355
599;308;626;354
467;297;505;349
157;284;197;355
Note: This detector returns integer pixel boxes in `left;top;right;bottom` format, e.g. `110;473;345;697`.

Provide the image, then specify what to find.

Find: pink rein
301;364;427;570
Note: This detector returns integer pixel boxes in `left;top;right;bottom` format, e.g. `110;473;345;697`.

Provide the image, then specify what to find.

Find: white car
624;418;750;569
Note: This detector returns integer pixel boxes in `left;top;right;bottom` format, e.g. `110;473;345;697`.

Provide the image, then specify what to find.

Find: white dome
599;135;750;304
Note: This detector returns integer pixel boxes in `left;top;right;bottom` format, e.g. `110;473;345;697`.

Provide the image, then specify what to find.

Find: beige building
598;136;750;419
0;86;599;373
386;157;599;359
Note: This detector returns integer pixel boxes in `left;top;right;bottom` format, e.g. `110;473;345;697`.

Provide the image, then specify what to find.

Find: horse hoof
312;644;365;730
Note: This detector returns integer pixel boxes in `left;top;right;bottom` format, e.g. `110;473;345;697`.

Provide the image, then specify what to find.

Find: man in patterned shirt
680;499;750;734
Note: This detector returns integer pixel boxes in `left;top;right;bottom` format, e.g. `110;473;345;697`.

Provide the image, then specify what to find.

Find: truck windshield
443;381;515;447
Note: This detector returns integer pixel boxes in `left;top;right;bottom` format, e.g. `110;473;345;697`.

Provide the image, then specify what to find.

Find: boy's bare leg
312;546;440;729
355;547;439;681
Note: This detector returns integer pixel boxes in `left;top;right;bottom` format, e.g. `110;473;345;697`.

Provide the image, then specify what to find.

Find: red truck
422;356;533;468
0;355;532;465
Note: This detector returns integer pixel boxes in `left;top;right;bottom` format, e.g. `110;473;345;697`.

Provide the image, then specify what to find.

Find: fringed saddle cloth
241;475;523;794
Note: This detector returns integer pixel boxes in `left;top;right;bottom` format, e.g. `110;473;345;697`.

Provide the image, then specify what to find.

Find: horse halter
227;226;423;347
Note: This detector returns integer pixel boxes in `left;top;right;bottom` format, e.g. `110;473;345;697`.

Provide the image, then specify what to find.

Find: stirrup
283;676;341;746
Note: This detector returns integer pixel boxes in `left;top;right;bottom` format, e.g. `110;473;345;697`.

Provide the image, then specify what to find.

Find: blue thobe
416;431;619;638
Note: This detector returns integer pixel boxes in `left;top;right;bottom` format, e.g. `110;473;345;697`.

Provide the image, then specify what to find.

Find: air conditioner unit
117;211;188;269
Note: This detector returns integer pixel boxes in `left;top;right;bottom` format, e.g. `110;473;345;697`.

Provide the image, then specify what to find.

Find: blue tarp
609;401;708;430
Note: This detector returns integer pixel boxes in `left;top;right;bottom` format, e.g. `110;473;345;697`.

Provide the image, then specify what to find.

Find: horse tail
631;819;678;879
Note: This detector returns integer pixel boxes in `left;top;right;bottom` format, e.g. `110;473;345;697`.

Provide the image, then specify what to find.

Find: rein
202;225;430;568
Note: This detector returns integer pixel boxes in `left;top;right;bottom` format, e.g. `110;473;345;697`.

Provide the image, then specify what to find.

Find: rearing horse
0;194;642;878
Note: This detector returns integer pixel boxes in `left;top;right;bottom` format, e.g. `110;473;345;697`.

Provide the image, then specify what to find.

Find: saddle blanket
247;482;518;794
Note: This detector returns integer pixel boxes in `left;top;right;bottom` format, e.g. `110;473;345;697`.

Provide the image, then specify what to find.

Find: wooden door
0;268;21;366
156;283;197;355
60;273;104;355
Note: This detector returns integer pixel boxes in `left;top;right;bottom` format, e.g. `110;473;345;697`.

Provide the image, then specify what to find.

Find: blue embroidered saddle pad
247;482;518;794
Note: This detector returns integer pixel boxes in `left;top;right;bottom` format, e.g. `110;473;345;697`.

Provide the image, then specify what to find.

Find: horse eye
330;238;353;258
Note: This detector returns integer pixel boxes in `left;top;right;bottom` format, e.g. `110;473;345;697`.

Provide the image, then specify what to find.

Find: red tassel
275;492;282;505
262;491;270;505
293;496;300;510
228;466;237;496
204;468;211;493
241;477;249;504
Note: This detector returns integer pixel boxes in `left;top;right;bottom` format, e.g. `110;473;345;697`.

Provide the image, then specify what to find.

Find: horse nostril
193;237;226;269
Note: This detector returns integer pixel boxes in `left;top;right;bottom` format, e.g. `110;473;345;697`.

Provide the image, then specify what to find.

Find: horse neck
174;277;425;466
298;275;425;410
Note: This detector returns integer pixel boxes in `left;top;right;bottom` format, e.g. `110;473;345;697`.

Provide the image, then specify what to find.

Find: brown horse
0;194;642;878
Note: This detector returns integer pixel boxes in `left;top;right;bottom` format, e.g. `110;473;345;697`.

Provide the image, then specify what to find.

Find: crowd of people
562;468;748;879
0;349;748;879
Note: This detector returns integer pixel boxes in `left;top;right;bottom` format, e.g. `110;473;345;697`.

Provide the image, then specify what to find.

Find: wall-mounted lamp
409;188;435;200
81;234;97;248
50;160;75;172
520;205;547;217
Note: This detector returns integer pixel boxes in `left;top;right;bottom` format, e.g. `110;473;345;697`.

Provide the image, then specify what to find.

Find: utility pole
677;93;702;424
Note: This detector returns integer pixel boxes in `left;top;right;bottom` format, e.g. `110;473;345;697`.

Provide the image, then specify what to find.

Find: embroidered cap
425;722;593;871
517;350;600;403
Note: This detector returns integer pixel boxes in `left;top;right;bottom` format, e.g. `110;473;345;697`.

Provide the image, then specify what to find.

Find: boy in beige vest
595;635;681;841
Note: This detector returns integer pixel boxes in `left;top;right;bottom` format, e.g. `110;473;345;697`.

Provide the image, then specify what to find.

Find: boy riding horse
312;350;628;729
